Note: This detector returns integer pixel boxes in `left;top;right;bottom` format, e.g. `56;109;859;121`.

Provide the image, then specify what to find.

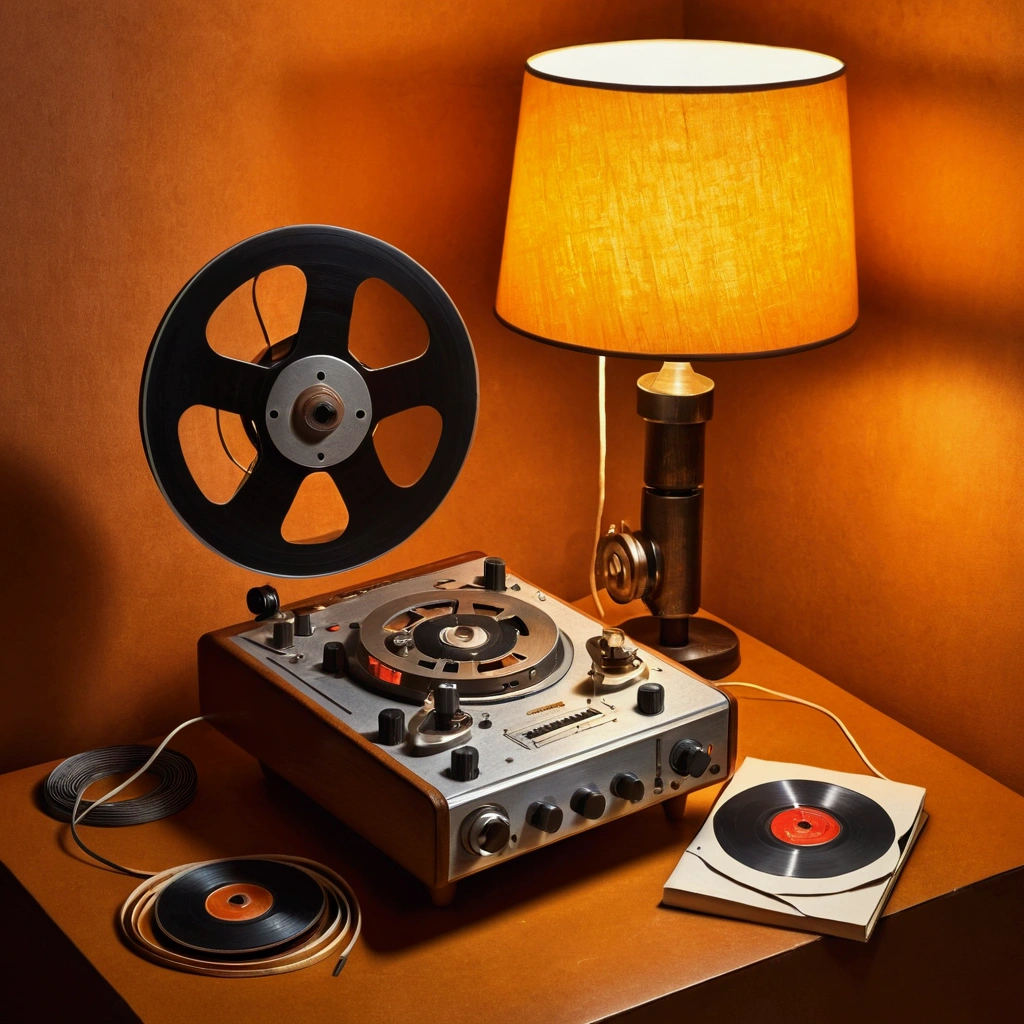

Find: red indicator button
367;655;401;685
327;624;341;632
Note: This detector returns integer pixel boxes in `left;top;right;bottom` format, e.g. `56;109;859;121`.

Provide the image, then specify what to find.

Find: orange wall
3;0;1021;803
0;0;685;773
601;1;1024;792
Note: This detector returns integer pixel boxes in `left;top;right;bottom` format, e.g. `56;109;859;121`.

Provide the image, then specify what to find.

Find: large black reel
140;225;478;577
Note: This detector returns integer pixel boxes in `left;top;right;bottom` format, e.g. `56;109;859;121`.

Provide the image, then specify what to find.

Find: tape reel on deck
139;225;478;577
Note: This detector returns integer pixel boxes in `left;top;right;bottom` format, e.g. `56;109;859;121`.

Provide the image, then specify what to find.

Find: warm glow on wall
496;40;859;359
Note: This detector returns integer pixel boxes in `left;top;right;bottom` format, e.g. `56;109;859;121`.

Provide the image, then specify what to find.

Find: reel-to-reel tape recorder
141;225;736;904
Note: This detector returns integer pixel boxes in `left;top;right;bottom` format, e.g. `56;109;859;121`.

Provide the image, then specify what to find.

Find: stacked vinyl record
120;856;361;977
712;778;897;879
662;758;927;941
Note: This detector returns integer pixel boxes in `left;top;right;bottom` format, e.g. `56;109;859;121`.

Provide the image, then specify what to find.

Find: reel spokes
140;225;477;577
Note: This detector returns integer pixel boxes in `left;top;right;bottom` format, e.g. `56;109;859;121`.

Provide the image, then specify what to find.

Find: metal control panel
230;557;732;882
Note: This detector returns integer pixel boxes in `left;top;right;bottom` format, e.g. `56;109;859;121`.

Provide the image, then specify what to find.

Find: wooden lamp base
620;614;741;681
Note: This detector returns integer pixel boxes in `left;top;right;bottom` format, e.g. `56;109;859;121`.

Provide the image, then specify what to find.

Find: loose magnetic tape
138;224;738;907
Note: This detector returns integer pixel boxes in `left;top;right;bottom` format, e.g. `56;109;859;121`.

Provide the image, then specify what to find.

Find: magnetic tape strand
57;716;208;878
44;743;197;828
47;715;362;977
215;271;268;479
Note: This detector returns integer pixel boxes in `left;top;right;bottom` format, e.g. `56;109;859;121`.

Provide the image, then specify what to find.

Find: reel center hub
265;354;372;469
295;384;345;440
440;624;490;650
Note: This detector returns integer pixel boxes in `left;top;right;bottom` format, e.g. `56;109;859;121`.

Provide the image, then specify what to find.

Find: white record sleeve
664;758;927;941
686;758;925;897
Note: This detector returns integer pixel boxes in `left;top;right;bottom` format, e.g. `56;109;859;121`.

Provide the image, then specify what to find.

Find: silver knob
595;529;656;604
461;805;511;856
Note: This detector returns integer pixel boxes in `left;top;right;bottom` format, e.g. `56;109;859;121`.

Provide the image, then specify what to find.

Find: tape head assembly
139;225;478;577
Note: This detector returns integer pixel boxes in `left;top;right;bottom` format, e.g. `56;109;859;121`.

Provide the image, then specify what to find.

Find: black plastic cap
687;749;712;778
570;786;606;820
636;682;665;716
483;557;506;592
670;739;712;778
450;745;480;782
528;801;563;834
378;708;406;745
294;609;313;637
323;641;345;674
612;773;645;803
434;684;458;716
271;616;294;650
247;584;280;621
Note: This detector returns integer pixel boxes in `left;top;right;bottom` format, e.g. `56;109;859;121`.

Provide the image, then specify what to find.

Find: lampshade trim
523;61;845;95
493;308;858;362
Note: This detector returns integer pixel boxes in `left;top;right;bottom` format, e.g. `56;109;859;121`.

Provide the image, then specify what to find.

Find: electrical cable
589;355;608;618
718;682;890;780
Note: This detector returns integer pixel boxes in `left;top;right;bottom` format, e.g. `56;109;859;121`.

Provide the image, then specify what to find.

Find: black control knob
247;584;280;621
528;801;563;833
462;805;511;856
434;682;460;731
670;739;712;778
450;745;480;781
483;557;507;592
271;614;294;650
611;773;645;803
322;641;345;674
570;786;606;820
378;708;405;745
294;609;313;637
636;682;665;716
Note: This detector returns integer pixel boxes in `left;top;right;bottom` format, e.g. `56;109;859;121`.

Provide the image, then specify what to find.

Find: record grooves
154;859;326;954
121;855;361;978
713;779;895;878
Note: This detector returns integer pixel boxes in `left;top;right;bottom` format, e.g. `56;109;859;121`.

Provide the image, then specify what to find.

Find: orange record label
204;883;275;921
769;806;842;846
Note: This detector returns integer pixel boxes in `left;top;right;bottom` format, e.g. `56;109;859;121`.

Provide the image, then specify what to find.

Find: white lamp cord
589;355;608;618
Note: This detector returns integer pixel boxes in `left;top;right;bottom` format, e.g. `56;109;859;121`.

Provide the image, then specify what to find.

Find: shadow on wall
271;62;613;601
0;457;109;774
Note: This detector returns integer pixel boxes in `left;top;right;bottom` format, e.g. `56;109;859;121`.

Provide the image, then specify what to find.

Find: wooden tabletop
2;605;1023;1023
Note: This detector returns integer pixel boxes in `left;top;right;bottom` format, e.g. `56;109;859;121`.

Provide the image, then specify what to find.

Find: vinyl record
154;858;326;955
121;855;362;978
713;779;895;879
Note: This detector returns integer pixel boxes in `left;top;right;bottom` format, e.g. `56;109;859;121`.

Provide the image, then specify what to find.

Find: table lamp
495;39;857;679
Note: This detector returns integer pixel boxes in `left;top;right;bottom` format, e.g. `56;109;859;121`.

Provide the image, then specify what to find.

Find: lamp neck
636;362;714;425
648;361;714;397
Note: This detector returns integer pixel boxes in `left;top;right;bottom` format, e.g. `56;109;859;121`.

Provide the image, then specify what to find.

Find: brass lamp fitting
596;362;740;678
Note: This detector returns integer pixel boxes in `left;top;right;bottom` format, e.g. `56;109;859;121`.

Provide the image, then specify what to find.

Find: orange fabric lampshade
495;40;858;359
